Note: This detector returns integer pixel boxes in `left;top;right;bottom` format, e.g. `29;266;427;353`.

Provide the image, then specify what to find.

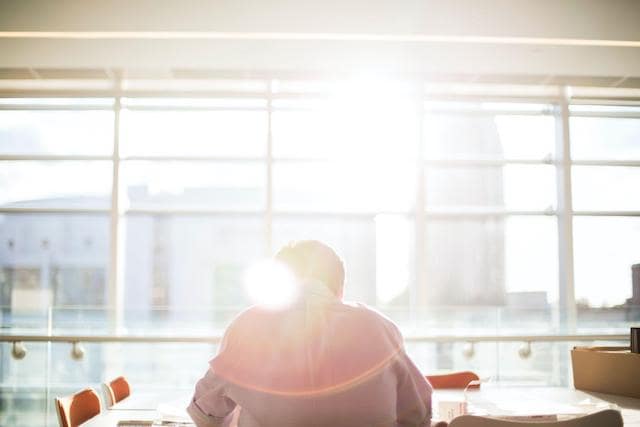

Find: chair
447;409;623;427
54;388;101;427
426;371;480;390
102;375;131;408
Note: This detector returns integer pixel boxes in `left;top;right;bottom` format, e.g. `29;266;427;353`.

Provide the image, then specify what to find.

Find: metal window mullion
414;88;426;325
265;81;274;256
108;93;123;332
0;154;112;161
120;156;266;162
572;160;640;167
555;88;577;334
425;159;555;167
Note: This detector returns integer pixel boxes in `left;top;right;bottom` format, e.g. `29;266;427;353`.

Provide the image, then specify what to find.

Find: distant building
422;114;506;305
506;291;549;309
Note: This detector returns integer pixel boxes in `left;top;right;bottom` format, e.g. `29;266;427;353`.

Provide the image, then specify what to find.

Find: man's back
188;284;432;427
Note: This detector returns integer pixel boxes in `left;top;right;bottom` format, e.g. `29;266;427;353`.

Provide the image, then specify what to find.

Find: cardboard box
571;346;640;399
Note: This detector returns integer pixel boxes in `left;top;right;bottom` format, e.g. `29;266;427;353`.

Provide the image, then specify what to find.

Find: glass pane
122;214;264;332
425;165;555;210
573;217;640;307
571;116;640;160
572;166;640;211
504;217;558;300
0;161;112;209
424;113;554;160
121;161;265;210
273;161;416;212
423;216;557;306
0;213;110;316
0;342;49;426
0;110;114;155
120;110;267;157
272;102;417;160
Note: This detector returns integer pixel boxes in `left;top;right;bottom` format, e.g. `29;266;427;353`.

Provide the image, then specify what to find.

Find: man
188;240;432;426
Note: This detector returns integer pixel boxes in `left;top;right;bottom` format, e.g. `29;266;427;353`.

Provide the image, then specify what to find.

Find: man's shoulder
228;305;274;326
339;301;403;336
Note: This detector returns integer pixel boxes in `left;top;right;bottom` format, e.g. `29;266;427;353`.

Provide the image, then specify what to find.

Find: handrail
0;333;628;344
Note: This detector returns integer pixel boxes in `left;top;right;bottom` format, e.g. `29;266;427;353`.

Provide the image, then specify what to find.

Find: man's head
275;240;345;298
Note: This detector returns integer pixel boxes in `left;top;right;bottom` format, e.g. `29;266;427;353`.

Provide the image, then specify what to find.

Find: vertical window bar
265;80;274;256
555;88;577;334
109;83;123;331
414;88;426;326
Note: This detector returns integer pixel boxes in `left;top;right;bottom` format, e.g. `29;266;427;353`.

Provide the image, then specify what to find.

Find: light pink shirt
188;285;432;427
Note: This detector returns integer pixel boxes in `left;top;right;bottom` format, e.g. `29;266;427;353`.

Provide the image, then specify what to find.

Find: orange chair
54;388;101;427
102;375;131;408
426;371;480;390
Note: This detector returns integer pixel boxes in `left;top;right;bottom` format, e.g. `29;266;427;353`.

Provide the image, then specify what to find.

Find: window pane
122;214;264;332
572;166;640;211
272;102;417;159
0;213;110;312
273;161;416;212
120;110;267;157
0;110;114;155
120;161;265;211
425;165;555;210
570;115;640;160
504;217;558;299
423;216;557;305
0;161;112;209
424;113;554;160
573;217;640;307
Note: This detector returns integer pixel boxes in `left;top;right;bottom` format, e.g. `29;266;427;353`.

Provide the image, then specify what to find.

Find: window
1;84;638;404
570;105;640;311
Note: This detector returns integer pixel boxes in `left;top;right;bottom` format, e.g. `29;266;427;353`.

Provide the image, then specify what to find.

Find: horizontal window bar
0;104;114;111
425;209;556;217
0;154;113;161
425;158;555;166
572;160;640;167
120;155;266;162
122;105;267;112
0;207;110;214
124;208;265;216
569;111;640;119
573;210;640;217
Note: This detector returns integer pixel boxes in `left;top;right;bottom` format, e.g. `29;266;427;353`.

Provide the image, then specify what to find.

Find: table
84;390;193;426
434;385;640;425
83;386;640;426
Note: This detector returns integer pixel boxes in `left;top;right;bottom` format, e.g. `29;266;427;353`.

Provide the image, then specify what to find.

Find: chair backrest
448;409;623;427
54;388;101;427
103;375;131;407
426;371;480;389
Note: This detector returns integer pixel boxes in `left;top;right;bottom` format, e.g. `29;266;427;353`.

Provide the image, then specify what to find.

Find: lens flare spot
244;259;298;309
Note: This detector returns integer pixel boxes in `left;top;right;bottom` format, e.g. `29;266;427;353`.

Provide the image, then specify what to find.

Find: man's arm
395;351;433;427
187;367;237;427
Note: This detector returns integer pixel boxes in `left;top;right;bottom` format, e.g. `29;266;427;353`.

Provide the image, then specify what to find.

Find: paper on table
156;402;193;424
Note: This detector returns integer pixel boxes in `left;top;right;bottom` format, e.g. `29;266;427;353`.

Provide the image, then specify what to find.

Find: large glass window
1;87;639;426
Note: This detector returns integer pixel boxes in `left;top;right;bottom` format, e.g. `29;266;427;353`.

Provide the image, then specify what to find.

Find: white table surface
83;385;640;426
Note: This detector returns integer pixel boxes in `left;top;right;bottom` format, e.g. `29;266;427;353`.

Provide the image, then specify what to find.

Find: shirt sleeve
386;322;432;427
187;365;237;427
394;352;433;426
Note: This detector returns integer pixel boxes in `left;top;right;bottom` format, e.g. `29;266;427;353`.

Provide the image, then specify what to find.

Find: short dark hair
275;240;345;296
